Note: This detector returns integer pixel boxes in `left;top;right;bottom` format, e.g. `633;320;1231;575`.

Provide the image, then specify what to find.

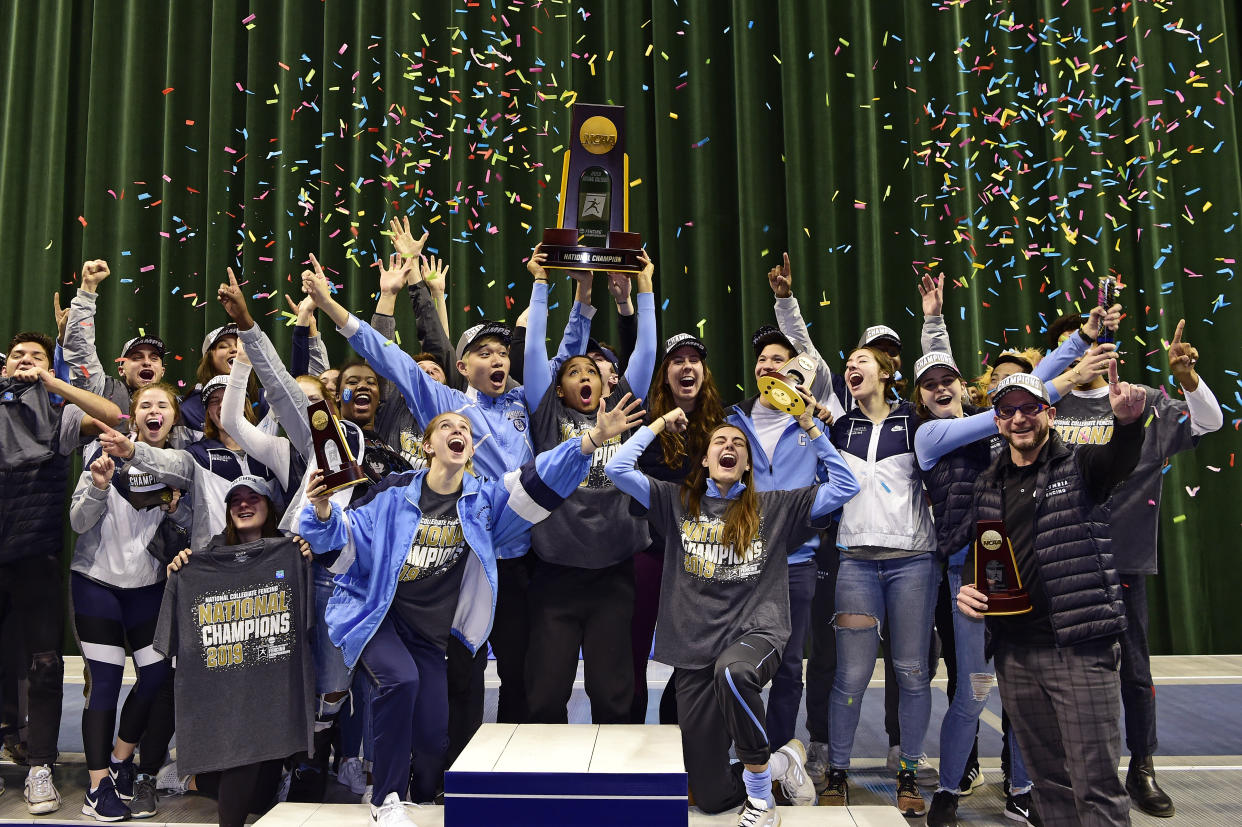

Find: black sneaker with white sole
1005;790;1042;825
129;774;158;819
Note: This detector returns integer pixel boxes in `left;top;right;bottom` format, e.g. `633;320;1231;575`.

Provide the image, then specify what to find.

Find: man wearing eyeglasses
956;365;1147;827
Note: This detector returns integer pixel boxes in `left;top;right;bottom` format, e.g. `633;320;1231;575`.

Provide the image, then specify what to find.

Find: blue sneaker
82;775;131;822
110;757;136;800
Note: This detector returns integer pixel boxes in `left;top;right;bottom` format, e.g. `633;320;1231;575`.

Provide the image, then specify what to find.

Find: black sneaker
109;756;136;800
285;764;326;803
927;789;960;827
1005;790;1042;826
819;767;849;806
81;775;131;822
897;769;926;817
129;774;158;819
958;762;983;796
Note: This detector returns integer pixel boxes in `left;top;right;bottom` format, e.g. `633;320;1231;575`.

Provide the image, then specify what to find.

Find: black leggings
193;758;284;827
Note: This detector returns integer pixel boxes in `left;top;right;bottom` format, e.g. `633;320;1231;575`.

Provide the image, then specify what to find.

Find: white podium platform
254;724;911;825
444;723;688;825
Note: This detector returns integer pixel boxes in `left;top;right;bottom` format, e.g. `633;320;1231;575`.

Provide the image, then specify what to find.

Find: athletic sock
742;767;775;808
768;749;790;778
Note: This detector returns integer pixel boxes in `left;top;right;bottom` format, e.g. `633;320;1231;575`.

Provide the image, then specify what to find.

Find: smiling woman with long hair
628;332;726;723
606;407;858;825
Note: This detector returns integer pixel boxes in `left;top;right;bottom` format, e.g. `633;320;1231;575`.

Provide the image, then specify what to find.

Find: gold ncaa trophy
539;104;644;272
308;399;367;494
973;520;1032;615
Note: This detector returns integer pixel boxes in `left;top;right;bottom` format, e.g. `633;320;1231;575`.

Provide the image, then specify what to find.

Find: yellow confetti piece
669;112;678;120
1172;514;1186;523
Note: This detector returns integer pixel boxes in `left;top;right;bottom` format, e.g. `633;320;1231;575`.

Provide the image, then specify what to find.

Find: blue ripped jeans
829;552;937;770
940;550;1031;793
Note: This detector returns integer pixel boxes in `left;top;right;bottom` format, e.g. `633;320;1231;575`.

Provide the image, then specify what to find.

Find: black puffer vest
924;404;1002;561
973;431;1127;647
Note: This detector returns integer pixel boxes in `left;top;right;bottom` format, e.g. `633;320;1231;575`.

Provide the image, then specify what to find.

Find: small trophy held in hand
973;520;1031;615
308;399;366;494
758;354;818;418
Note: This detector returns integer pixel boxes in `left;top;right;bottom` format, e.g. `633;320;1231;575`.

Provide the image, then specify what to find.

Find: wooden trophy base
319;466;369;496
983;589;1033;616
540;228;644;273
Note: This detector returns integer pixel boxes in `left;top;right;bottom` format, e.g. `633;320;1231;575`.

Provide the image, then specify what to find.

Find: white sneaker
370;791;419;826
737;795;781;827
24;764;61;814
338;756;367;795
154;761;191;796
886;744;938;787
772;739;815;806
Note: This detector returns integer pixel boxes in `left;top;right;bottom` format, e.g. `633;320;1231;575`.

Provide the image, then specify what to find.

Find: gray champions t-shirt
645;480;819;670
530;379;651;568
1052;386;1193;575
154;537;314;776
390;484;469;650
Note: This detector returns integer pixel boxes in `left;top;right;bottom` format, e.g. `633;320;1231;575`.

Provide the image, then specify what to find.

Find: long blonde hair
680;425;761;555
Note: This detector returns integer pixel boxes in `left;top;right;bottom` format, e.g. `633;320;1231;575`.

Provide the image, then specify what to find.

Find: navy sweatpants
357;611;449;804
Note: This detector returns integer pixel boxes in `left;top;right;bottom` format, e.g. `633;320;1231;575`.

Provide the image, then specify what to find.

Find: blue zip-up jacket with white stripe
725;397;829;565
297;436;595;666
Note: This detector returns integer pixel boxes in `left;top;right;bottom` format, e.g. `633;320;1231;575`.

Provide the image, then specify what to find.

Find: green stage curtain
2;1;1239;652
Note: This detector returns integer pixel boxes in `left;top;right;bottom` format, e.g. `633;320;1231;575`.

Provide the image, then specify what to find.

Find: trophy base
541;228;644;273
757;374;806;417
982;590;1033;616
320;468;369;496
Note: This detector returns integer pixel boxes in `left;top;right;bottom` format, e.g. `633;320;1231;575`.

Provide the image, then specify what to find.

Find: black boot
1126;755;1174;818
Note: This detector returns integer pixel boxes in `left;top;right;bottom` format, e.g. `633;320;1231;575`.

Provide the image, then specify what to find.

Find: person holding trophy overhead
956;362;1148;827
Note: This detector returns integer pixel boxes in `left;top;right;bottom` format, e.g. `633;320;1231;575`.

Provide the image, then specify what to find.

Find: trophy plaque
308;399;367;494
973;520;1031;615
757;354;818;417
539;103;644;273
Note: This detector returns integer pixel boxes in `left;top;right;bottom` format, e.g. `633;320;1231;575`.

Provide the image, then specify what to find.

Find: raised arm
521;245;555;405
918;274;951;357
299;468;381;572
370;253;411;405
769;253;848;420
61;260;111;393
221;357;293;477
551;270;595;374
1167;319;1223;437
303;254;460;430
606;272;638;368
622;252;658;394
605;408;686;509
408;260;461;390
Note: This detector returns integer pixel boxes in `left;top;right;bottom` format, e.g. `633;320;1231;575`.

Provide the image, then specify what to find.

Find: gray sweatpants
995;638;1130;827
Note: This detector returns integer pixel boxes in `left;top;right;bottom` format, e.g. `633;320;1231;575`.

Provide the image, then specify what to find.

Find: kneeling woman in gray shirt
605;402;859;826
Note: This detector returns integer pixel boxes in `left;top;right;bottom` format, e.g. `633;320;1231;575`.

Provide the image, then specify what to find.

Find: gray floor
0;655;1239;824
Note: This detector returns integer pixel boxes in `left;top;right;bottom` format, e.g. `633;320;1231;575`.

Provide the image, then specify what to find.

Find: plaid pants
995;638;1130;827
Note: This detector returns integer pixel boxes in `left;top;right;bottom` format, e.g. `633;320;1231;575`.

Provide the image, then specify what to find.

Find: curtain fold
1;0;1238;653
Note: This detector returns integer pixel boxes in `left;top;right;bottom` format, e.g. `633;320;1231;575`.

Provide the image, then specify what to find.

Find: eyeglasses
995;402;1048;420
